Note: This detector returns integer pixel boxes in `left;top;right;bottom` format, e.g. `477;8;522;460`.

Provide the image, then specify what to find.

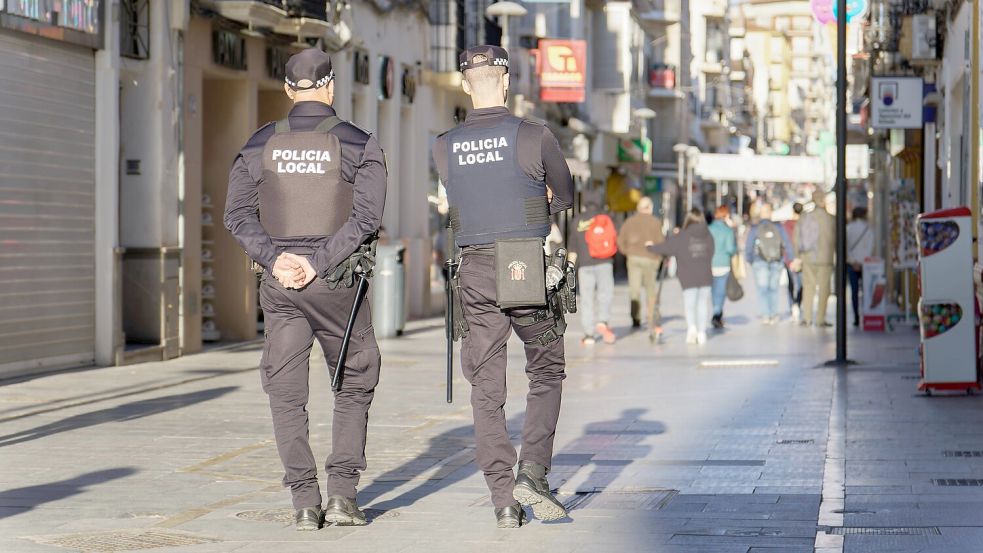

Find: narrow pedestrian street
0;282;975;553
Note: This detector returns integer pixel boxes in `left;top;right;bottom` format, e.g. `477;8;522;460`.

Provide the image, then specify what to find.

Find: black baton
444;260;455;404
331;271;370;392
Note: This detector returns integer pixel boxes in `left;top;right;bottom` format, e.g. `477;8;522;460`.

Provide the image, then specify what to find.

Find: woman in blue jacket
708;206;737;328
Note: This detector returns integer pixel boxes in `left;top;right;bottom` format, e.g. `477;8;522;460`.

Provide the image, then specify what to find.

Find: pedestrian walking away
647;209;715;344
617;197;665;341
783;202;804;322
223;48;387;531
431;45;576;528
796;190;836;327
846;206;874;326
745;203;794;325
708;205;737;329
569;193;618;345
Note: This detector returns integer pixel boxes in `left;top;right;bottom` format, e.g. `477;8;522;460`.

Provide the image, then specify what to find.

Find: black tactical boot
630;300;641;328
323;495;368;526
495;503;527;528
294;506;323;531
512;461;568;521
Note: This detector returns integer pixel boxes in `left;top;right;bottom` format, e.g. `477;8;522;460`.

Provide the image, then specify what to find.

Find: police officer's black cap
285;48;335;90
459;45;509;73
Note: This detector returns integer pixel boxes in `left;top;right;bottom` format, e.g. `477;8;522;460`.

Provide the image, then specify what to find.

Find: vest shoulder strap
314;116;344;133
274;116;344;135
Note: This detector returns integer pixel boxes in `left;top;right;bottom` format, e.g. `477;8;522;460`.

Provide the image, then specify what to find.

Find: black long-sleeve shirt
223;101;387;278
432;106;574;215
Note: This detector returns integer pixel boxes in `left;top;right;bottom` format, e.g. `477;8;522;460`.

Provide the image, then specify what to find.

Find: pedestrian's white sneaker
686;327;698;344
791;304;801;322
696;331;708;344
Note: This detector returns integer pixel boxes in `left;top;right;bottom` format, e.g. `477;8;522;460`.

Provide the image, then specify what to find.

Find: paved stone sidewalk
0;280;973;553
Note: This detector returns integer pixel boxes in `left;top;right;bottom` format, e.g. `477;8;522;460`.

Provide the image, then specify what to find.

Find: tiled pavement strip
0;280;979;552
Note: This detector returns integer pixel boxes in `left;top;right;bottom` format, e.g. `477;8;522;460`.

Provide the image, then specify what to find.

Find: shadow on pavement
0;468;137;519
552;408;665;499
361;408;665;519
0;386;238;448
360;414;525;511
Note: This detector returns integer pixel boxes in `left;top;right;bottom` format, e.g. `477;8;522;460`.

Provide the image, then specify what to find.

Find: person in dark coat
647;209;715;344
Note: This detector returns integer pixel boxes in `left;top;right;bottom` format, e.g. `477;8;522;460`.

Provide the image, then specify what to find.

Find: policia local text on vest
223;48;386;531
432;45;576;529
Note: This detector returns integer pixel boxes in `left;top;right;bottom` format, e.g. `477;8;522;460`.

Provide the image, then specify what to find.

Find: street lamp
486;1;527;51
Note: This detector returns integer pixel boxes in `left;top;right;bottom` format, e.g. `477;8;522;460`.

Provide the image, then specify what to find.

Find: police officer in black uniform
224;48;387;530
432;45;575;528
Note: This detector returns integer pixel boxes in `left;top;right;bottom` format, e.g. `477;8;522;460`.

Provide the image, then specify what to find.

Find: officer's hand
273;254;305;289
283;253;317;288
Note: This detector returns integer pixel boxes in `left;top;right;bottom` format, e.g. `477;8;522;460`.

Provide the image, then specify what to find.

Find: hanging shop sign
538;39;587;103
267;47;293;82
401;65;417;104
617;137;652;163
870;76;923;129
354;49;371;85
379;55;395;99
213;30;247;71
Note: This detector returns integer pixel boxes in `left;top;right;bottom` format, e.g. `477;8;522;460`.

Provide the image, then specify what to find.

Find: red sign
539;39;587;103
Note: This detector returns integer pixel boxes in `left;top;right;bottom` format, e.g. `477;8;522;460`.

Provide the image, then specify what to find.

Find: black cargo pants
457;252;566;508
258;262;381;510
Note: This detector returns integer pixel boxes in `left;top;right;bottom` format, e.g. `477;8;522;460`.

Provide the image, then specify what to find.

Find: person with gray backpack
745;203;794;324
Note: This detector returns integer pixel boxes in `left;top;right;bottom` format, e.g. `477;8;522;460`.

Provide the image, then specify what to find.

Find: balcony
633;0;681;35
207;0;286;30
203;0;349;47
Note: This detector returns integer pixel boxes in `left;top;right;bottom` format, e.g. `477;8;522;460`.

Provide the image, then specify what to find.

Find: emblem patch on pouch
509;260;528;281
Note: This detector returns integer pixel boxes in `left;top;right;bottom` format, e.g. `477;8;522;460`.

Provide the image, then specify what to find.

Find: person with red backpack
569;198;618;345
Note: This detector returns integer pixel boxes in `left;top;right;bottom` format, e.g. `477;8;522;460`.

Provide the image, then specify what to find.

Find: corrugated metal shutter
0;31;96;372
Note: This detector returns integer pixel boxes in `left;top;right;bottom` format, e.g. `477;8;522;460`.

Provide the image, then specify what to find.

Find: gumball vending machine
916;207;980;394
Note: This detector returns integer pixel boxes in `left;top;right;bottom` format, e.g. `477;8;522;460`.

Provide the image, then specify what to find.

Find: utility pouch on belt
495;238;547;309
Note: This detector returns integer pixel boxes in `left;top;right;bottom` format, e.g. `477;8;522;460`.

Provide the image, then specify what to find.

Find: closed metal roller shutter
0;31;96;373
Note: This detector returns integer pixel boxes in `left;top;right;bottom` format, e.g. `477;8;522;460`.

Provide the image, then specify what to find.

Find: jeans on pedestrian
787;266;802;307
711;273;729;317
752;261;783;318
683;286;711;334
847;265;862;323
578;263;614;336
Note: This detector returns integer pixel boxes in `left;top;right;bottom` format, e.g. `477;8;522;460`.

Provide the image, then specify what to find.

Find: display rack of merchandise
915;207;979;394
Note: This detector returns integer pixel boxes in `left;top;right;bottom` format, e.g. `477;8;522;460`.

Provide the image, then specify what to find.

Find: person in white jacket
846;207;875;326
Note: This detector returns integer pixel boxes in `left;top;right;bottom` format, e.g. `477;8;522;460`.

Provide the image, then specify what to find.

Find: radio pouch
495;238;547;309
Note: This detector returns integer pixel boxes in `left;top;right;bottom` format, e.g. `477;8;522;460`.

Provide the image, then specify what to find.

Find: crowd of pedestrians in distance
563;186;864;346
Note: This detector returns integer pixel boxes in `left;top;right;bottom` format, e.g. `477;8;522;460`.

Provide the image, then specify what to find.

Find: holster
325;235;379;290
511;252;578;346
448;259;469;341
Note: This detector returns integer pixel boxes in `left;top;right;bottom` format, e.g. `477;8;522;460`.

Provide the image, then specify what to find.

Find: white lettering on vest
272;150;331;174
452;136;508;165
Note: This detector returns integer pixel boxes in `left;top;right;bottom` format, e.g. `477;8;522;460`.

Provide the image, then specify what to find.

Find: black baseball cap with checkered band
459;45;510;73
285;48;335;91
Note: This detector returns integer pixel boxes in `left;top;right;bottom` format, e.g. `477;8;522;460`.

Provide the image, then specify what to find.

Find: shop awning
693;153;825;184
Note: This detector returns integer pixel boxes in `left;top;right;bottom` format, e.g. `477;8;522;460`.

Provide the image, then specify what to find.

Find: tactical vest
259;117;351;239
445;117;550;247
